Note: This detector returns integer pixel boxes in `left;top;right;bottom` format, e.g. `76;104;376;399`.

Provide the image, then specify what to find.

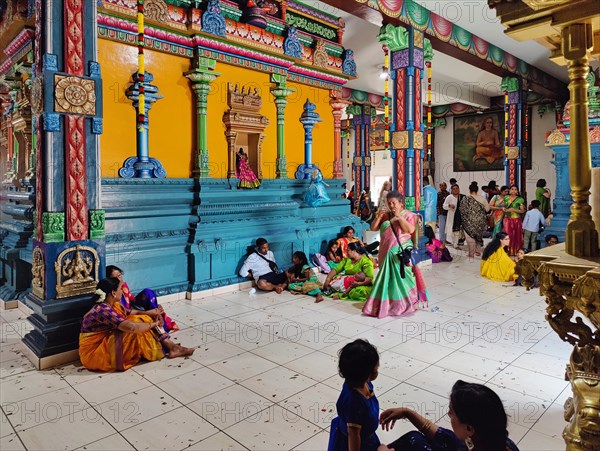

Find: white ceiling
303;1;573;108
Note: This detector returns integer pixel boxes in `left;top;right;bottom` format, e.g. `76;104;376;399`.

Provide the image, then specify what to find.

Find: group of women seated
79;266;194;372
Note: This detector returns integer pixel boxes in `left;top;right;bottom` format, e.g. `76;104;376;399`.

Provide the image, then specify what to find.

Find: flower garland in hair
95;289;106;303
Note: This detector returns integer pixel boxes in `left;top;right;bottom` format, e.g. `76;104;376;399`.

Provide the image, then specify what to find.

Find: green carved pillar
270;74;295;178
185;57;221;177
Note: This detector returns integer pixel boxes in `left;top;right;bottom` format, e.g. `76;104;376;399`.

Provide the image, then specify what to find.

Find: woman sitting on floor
380;380;519;450
79;277;194;372
337;226;362;258
480;232;516;282
424;225;452;263
286;251;324;303
322;242;374;301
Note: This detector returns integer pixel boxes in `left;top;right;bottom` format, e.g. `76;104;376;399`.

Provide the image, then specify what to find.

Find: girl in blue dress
304;169;331;207
328;339;382;451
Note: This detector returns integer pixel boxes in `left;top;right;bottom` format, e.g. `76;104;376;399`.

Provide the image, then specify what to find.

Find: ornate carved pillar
23;0;105;368
186;57;221;178
270;73;295;179
501;76;526;190
379;24;430;211
345;104;372;193
329;91;350;179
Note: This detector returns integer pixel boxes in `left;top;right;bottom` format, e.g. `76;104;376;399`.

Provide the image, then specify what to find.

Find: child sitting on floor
423;225;452;263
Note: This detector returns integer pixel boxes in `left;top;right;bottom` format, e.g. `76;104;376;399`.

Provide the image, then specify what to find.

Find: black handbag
390;220;415;279
255;252;280;273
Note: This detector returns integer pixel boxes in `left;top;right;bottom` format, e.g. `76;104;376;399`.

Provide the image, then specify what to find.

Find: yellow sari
480;248;516;282
79;302;164;372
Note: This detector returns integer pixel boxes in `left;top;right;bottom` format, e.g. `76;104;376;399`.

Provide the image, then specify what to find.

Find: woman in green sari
488;185;509;238
322;242;374;301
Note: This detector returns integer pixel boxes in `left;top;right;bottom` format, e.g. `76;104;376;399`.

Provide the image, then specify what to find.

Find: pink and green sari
362;213;429;318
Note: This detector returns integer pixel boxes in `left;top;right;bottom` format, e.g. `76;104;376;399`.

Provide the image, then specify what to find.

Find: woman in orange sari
337;226;361;258
79;278;194;372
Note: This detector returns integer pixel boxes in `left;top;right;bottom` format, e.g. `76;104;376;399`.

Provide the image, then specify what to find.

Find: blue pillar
295;99;323;179
546;139;600;244
119;72;166;178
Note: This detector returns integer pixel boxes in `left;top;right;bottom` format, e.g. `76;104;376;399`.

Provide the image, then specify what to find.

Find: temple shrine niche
223;83;269;184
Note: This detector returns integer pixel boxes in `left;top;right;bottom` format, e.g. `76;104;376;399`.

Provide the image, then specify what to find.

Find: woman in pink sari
363;191;429;318
236;148;261;189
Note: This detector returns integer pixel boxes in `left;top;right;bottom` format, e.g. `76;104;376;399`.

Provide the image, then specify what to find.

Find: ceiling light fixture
378;66;389;80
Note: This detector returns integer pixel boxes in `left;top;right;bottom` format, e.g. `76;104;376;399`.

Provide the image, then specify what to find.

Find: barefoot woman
79;277;195;372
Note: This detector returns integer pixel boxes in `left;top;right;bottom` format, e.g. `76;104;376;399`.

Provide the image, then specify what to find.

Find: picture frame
453;110;532;172
453;111;505;172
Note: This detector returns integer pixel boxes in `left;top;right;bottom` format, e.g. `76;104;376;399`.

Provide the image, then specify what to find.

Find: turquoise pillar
295;99;322;179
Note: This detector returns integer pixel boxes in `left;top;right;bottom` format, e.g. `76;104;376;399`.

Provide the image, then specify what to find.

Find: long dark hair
290;251;309;277
482;232;509;261
326;239;341;258
348;241;367;256
92;277;120;303
450;380;509;450
338;339;379;387
106;265;123;278
424;225;436;245
342;226;355;237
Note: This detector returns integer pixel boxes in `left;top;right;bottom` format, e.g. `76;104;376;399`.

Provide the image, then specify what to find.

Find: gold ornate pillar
562;23;598;258
489;1;600;449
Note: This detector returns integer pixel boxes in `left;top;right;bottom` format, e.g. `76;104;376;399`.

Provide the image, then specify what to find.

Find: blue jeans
438;215;447;242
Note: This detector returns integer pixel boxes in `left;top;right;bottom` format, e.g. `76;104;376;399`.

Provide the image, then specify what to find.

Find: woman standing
362;191;429;318
378;180;392;213
79;278;194;372
535;178;552;217
488;185;509;238
459;182;490;257
322;242;374;301
502;185;525;255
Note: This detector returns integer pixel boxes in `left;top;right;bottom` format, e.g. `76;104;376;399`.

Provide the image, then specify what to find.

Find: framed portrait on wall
453;110;532;172
453;111;505;171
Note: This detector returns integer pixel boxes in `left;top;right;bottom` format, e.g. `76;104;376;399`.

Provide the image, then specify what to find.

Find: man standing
240;238;288;293
437;182;450;243
443;184;465;248
423;177;438;230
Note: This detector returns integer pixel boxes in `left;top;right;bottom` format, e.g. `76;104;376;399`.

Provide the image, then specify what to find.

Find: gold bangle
418;420;432;434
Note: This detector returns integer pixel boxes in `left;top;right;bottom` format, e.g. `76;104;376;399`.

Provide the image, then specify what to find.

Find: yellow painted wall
100;38;335;178
99;39;193;178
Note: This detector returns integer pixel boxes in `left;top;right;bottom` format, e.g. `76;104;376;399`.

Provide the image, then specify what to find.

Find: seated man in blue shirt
239;238;288;293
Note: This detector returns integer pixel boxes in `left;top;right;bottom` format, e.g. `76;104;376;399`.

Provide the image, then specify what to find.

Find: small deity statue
62;249;94;285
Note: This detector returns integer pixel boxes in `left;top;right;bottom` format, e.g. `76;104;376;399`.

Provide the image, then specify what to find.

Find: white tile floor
0;253;569;450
